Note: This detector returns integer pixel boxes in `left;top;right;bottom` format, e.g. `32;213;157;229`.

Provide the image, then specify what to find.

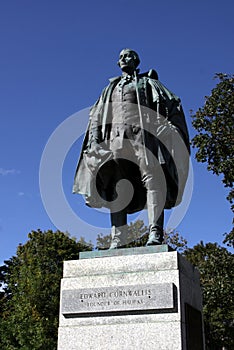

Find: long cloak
73;70;190;213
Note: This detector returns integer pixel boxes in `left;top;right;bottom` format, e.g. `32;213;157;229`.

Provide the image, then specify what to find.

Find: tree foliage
0;230;90;350
191;73;234;245
184;241;234;349
164;229;188;253
191;73;234;199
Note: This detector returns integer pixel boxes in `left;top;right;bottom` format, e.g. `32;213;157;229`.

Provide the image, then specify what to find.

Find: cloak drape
73;70;190;213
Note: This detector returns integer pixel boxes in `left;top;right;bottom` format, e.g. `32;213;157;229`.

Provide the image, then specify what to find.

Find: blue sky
0;0;233;262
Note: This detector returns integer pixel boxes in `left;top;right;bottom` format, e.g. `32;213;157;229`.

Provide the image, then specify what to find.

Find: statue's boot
109;211;127;249
109;226;127;249
146;190;164;246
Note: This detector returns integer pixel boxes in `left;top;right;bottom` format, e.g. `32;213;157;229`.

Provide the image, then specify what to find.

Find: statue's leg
108;143;132;249
146;190;164;245
140;163;165;245
109;210;127;249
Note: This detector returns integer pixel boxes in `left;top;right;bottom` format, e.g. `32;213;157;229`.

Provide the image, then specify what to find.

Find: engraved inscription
62;283;176;316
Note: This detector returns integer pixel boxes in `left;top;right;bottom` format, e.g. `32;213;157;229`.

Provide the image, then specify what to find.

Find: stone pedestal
58;246;205;350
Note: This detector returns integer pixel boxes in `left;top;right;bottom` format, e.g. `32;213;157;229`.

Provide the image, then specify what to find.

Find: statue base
58;245;205;349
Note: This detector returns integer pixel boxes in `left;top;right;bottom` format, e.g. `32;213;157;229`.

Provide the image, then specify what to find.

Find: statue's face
118;50;137;72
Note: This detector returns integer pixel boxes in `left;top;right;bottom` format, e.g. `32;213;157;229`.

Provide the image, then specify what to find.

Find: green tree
184;241;234;349
191;73;234;246
0;230;90;350
164;229;188;253
0;255;21;349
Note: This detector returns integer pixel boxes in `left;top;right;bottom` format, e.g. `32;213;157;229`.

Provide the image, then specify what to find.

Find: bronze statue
73;49;190;249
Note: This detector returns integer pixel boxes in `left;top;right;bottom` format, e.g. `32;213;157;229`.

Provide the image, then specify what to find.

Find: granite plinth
58;246;205;350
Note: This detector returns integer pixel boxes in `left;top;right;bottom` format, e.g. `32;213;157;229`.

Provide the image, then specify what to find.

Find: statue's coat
73;71;190;213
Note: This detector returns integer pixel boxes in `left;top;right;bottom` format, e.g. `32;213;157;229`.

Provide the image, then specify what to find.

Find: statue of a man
73;49;190;249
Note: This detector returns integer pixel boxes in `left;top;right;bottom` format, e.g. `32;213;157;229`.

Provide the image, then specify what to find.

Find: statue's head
117;49;140;73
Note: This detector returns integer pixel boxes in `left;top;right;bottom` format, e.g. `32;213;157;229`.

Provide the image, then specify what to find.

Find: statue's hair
118;48;140;67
